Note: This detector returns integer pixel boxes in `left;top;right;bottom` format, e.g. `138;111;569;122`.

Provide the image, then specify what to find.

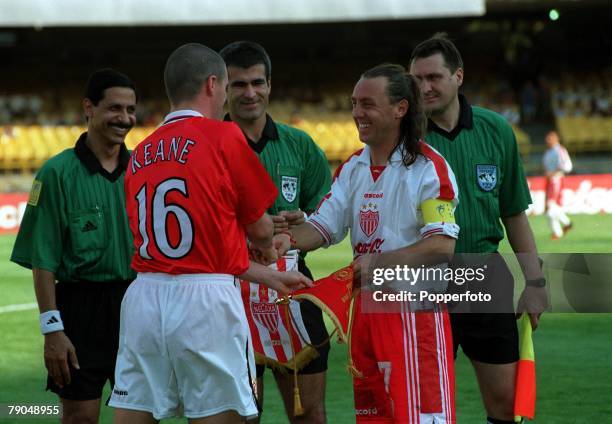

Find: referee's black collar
427;94;473;140
224;113;279;154
75;132;130;182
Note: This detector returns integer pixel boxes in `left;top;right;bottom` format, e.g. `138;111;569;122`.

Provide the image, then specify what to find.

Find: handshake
243;211;311;295
248;232;293;265
248;210;305;266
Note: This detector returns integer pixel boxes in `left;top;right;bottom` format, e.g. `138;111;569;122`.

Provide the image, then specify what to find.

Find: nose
243;84;256;99
117;109;131;124
352;104;364;119
419;79;432;94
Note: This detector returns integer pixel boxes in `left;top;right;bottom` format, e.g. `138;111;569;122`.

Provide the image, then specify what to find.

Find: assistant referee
410;34;548;424
11;69;137;424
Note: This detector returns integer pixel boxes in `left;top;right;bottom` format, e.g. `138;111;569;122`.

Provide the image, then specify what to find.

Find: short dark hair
219;41;272;80
410;32;464;73
361;63;426;167
164;43;226;106
84;68;137;105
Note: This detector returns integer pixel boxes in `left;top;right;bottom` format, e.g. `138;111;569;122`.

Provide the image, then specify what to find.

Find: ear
205;74;218;96
267;78;272;94
455;68;464;88
82;98;94;120
396;99;409;119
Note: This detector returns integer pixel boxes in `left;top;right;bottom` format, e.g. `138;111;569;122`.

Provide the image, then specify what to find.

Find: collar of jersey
162;109;204;125
427;94;474;140
356;145;404;166
74;132;130;182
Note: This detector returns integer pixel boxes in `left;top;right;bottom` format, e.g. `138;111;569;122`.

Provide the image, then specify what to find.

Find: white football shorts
109;273;258;420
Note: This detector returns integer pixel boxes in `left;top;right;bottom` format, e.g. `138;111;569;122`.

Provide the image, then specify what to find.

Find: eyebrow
230;78;267;85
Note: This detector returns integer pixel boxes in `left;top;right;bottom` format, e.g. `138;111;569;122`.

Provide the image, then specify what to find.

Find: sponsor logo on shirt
113;388;128;396
81;220;98;232
355;407;378;416
476;164;497;191
363;192;384;199
281;176;298;203
354;238;385;255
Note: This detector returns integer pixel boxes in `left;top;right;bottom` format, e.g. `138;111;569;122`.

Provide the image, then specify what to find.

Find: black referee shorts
46;280;131;400
256;258;330;378
450;254;519;364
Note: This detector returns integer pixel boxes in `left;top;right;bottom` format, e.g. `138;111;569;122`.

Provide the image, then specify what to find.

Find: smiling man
285;63;460;423
220;41;332;424
11;69;138;424
410;34;547;424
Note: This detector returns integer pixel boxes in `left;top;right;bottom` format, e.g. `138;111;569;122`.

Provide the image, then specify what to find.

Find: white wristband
40;310;64;334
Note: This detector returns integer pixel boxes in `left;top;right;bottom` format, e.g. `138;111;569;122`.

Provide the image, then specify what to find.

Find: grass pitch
1;214;611;423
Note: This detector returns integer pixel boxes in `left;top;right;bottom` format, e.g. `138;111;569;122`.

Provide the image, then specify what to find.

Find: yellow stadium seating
13;116;608;173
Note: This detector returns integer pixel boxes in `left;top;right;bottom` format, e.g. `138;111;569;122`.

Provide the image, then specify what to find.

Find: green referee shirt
11;133;136;283
425;95;532;253
226;114;332;216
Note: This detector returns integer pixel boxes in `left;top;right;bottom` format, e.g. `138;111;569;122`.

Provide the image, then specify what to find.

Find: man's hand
271;215;289;234
263;270;313;296
44;331;79;388
251;245;279;266
516;286;549;330
279;210;306;228
273;233;291;257
351;254;377;288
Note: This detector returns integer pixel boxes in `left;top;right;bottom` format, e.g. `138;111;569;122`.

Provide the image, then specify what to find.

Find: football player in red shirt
110;43;310;424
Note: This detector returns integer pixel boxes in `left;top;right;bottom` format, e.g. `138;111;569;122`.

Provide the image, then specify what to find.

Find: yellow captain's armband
421;199;455;224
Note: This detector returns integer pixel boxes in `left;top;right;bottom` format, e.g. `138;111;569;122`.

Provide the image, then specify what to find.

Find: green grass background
1;214;611;423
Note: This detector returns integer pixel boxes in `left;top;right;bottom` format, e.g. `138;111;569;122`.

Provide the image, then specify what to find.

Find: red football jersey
125;110;278;275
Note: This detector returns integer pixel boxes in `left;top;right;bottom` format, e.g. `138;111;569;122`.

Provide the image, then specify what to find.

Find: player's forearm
502;212;543;280
291;222;325;252
245;213;275;249
239;260;275;283
374;235;455;269
33;268;57;313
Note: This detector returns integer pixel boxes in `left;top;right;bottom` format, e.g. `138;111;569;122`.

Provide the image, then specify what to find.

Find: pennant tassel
346;294;363;378
281;298;304;416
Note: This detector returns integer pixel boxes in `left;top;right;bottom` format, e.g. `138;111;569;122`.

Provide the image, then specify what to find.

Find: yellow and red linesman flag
514;315;536;422
292;265;354;342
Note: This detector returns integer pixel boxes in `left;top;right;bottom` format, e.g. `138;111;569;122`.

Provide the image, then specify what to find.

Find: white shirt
543;144;572;174
308;142;460;257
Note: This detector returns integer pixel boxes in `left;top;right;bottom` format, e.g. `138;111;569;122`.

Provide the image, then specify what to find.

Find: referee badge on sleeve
476;164;497;192
28;180;43;206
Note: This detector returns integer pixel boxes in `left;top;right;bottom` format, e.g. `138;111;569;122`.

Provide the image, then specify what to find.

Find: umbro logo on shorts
46;316;59;325
113;388;128;396
81;221;97;232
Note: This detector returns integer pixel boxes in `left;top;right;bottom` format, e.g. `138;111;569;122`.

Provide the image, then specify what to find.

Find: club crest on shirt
251;302;280;334
476;164;497;191
359;203;379;238
281;176;298;203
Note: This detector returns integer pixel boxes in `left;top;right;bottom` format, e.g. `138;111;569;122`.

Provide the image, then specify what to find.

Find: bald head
164;43;227;106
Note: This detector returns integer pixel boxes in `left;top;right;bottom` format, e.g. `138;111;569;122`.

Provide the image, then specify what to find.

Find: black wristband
526;277;546;288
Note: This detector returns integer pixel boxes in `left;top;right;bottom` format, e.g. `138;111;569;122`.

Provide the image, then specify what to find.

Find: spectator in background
520;81;537;124
543;130;573;240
